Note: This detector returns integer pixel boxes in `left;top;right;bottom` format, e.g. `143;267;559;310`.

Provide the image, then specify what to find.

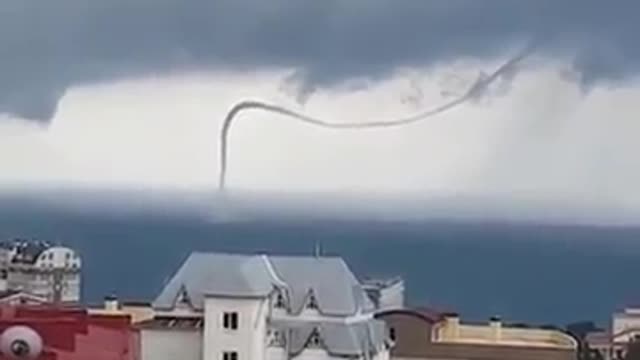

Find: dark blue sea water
1;189;639;327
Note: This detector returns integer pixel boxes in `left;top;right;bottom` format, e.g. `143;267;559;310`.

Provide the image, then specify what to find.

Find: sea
1;188;639;328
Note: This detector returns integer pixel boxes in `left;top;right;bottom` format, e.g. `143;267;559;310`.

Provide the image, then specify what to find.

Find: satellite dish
0;326;43;359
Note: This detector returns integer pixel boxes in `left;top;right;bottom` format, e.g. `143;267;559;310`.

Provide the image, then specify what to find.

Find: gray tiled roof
152;252;374;316
271;319;388;356
268;256;375;315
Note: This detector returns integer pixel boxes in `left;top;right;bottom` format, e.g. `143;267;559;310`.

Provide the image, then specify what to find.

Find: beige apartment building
375;308;577;360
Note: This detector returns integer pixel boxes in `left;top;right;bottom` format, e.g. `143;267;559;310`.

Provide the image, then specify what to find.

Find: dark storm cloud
1;0;639;122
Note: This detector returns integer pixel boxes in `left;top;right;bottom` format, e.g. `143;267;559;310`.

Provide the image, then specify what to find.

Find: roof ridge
259;254;288;288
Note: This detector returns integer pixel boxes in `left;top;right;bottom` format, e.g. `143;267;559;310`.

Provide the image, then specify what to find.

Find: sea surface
1;188;639;327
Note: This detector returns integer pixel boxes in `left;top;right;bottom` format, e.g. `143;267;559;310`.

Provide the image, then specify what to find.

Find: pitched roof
268;255;375;315
152;252;374;316
271;319;388;356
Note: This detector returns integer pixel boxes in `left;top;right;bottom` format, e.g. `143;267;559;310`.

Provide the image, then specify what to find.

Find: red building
0;305;139;360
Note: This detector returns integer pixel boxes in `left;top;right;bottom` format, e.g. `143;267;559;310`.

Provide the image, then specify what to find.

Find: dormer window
275;293;286;308
177;286;191;307
306;293;318;309
269;330;285;347
308;330;321;347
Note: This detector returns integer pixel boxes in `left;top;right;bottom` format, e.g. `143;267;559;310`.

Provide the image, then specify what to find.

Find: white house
586;306;640;360
138;252;392;360
0;239;81;303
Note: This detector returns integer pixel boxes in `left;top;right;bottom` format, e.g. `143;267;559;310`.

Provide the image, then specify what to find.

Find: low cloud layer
1;0;640;121
2;59;640;208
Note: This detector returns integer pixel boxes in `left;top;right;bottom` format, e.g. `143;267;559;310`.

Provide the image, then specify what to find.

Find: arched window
177;286;191;307
306;293;318;309
308;330;321;347
275;292;286;308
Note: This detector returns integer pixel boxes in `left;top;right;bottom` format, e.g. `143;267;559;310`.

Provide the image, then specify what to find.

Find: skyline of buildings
0;238;81;304
0;238;637;359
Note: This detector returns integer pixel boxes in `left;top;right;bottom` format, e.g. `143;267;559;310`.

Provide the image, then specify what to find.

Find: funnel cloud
1;0;640;122
218;44;534;189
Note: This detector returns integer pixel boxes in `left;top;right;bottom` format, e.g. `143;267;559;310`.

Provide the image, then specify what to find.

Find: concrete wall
140;329;202;360
364;279;405;311
435;320;575;348
203;296;269;360
3;246;81;303
377;281;405;310
378;312;576;360
612;312;640;342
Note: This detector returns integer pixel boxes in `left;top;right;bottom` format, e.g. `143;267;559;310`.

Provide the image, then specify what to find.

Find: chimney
443;312;460;340
489;316;502;341
104;294;119;312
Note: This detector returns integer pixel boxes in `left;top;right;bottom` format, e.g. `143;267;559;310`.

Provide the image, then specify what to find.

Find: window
223;312;238;330
308;330;321;347
269;330;285;346
306;294;318;309
389;327;396;341
275;293;286;308
222;351;237;360
177;287;191;306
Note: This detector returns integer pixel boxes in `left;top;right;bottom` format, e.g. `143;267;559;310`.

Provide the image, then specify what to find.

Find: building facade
0;239;81;303
375;308;577;360
362;277;405;311
585;306;640;359
138;252;392;360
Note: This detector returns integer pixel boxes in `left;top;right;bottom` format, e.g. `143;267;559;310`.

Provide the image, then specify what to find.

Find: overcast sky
2;1;640;219
1;0;639;121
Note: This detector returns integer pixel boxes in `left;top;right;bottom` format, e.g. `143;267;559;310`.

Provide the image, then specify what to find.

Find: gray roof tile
271;319;388;356
152;252;374;316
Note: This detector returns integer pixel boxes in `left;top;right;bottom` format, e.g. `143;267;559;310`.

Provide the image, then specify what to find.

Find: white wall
266;347;286;360
140;329;202;360
35;246;81;269
613;312;640;342
203;296;269;360
377;281;405;310
373;348;390;360
29;246;82;302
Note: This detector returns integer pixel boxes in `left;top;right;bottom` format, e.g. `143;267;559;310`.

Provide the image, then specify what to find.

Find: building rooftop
270;318;388;357
153;252;375;316
1;239;52;264
433;316;577;349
